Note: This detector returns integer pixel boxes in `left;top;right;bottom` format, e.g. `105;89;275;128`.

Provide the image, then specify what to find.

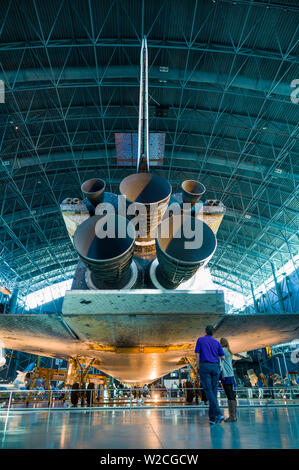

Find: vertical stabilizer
137;36;149;173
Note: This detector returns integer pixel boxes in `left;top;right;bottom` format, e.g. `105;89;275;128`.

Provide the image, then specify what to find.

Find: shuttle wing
215;313;299;355
0;291;298;384
0;314;87;359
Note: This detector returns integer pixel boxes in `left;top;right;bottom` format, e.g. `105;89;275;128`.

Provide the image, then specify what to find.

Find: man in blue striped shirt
195;325;225;424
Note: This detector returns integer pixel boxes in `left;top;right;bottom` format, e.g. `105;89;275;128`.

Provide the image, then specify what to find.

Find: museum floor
0;406;298;449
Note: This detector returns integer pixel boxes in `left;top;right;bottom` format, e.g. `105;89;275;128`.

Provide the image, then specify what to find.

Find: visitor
86;382;95;407
195;325;225;425
192;376;200;404
160;383;167;398
219;338;237;422
283;375;290;387
267;374;274;399
273;374;283;399
70;382;79;407
171;381;178;398
184;378;194;404
273;373;281;385
143;384;148;397
243;375;253;400
257;373;267;399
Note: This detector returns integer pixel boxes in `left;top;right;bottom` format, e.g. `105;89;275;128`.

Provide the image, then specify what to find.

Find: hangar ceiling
0;0;298;298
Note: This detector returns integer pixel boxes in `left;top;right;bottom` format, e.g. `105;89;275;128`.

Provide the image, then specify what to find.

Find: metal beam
0;38;297;64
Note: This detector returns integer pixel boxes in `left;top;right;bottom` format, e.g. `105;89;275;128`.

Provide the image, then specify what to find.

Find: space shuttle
0;38;298;385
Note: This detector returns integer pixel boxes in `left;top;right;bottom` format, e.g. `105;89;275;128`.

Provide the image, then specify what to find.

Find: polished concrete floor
0;406;298;449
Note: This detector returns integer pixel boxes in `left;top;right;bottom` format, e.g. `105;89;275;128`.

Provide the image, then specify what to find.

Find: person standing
70;382;80;407
220;338;237;422
195;325;225;425
178;381;183;398
267;374;274;399
86;382;95;407
184;378;194;404
171;381;178;398
143;384;149;397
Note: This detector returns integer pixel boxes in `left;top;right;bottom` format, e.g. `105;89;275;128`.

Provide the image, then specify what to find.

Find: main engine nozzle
81;178;106;207
73;214;135;289
152;214;216;289
181;180;206;207
119;173;171;244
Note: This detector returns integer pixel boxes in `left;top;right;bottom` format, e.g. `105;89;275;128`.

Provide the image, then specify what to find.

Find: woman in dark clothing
86;382;95;407
184;380;194;404
71;382;80;407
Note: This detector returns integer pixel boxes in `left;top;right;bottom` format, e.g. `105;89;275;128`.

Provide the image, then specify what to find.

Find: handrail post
8;390;12;412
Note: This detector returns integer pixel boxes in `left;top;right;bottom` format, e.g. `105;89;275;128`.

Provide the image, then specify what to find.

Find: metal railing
0;386;298;411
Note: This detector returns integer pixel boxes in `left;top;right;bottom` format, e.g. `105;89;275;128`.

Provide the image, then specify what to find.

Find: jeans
199;362;222;421
222;383;236;401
